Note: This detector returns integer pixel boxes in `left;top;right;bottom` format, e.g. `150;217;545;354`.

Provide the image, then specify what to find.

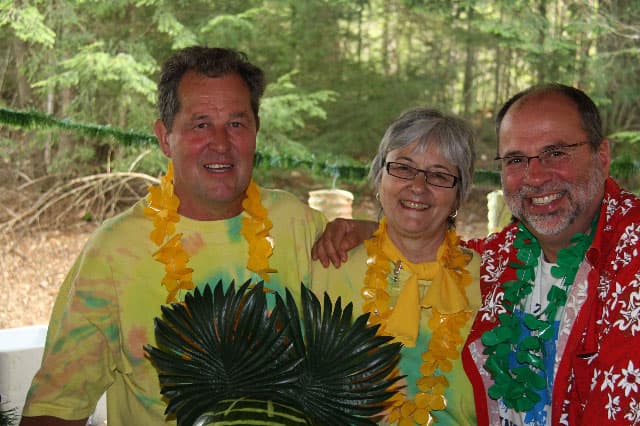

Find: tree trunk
462;6;475;117
536;0;548;83
12;39;32;108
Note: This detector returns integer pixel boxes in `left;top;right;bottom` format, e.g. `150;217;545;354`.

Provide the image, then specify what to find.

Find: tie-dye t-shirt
22;187;326;425
312;243;481;426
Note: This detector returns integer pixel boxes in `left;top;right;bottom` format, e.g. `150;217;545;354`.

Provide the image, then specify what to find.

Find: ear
154;119;172;157
597;138;611;176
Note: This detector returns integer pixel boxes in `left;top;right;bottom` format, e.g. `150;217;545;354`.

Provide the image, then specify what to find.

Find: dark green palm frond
146;280;402;426
280;285;403;426
145;280;301;426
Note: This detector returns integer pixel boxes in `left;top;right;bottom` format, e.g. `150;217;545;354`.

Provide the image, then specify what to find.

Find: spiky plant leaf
146;280;402;426
145;280;301;426
279;285;403;425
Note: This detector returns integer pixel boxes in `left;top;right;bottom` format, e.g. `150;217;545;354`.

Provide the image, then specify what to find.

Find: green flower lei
480;220;596;412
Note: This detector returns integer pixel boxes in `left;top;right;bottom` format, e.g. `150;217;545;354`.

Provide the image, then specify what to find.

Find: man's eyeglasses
494;141;590;172
385;162;458;188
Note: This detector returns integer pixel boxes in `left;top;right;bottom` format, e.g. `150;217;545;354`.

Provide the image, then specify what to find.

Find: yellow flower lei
144;161;276;303
363;219;472;426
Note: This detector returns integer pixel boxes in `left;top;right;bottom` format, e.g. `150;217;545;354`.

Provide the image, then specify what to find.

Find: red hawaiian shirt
463;178;640;425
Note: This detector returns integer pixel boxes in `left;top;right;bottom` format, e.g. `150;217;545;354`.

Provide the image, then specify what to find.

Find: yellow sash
377;220;471;347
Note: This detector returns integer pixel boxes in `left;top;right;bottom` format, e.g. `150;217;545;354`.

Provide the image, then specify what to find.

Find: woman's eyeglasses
385;162;458;188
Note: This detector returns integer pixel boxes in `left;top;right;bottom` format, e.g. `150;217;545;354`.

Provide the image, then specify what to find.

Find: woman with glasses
312;107;480;425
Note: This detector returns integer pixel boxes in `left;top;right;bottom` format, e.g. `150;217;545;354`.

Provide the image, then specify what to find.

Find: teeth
401;200;429;209
204;164;232;170
531;193;562;205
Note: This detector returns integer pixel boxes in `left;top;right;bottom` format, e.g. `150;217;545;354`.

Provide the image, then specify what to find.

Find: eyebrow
190;111;251;121
500;141;573;157
393;156;454;172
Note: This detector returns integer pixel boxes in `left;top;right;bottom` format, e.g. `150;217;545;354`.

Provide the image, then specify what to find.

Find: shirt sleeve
22;233;119;420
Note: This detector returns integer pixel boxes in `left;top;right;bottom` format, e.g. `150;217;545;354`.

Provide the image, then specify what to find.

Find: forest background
1;0;640;227
0;0;639;329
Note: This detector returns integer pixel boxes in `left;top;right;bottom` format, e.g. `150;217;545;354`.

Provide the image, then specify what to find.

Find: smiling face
154;71;257;220
379;140;459;259
499;91;610;253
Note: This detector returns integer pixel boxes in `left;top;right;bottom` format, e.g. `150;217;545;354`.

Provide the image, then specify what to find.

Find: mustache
509;183;568;198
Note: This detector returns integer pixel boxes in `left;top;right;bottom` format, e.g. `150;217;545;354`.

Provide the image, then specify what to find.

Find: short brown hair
157;46;266;131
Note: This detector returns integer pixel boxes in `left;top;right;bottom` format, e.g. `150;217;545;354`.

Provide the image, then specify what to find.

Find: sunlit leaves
0;2;56;47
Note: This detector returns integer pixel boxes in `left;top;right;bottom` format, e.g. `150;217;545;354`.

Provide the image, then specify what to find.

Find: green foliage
32;42;157;113
611;131;640;145
0;1;55;47
145;280;402;426
610;131;640;191
154;9;199;49
610;154;639;181
200;10;258;47
256;145;369;183
259;72;337;146
474;169;502;187
0;0;638;188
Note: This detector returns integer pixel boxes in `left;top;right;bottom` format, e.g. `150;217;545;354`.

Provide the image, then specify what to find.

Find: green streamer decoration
0;107;156;146
0;107;501;184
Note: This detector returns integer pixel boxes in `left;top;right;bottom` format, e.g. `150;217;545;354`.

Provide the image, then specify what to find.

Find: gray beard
505;166;605;236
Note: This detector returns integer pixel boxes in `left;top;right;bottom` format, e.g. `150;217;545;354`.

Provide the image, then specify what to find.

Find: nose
409;171;429;192
207;127;231;152
523;156;551;184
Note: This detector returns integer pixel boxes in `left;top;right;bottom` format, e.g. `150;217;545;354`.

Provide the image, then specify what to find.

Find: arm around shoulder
311;218;377;268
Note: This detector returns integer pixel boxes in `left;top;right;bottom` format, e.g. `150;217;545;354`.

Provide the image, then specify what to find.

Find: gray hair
369;107;476;205
157;46;266;131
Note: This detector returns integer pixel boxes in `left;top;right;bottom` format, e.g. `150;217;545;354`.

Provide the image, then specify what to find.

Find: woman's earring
447;209;458;229
375;192;380;202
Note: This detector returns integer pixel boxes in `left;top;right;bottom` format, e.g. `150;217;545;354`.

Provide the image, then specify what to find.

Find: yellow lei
363;218;472;425
144;161;276;302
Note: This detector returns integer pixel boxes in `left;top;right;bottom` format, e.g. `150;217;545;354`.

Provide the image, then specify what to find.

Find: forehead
386;139;455;168
388;138;435;157
499;92;586;152
177;71;252;110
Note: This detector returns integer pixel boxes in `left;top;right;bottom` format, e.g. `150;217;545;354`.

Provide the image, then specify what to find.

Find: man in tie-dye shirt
20;46;326;426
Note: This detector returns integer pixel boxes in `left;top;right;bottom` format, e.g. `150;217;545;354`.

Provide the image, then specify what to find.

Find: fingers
331;219;377;264
312;218;352;268
313;237;345;268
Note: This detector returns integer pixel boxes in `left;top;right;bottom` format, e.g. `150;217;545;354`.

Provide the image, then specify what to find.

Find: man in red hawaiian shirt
462;84;640;425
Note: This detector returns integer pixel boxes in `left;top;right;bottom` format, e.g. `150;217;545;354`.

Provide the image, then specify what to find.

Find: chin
522;212;576;236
